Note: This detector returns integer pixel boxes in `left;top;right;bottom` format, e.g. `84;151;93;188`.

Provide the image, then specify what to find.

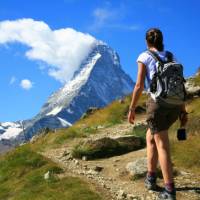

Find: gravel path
41;120;200;200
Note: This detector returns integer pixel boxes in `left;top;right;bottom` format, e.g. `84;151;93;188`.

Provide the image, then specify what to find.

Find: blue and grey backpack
147;50;187;107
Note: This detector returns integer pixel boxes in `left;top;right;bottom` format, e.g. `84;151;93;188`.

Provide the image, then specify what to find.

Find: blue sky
0;0;200;122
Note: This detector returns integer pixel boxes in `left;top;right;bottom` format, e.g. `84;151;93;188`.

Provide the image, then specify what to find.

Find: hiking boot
145;175;157;190
157;189;176;200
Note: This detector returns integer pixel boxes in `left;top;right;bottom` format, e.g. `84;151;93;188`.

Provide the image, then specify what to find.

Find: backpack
147;50;187;107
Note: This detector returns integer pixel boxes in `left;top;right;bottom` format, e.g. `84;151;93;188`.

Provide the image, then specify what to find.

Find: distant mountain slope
0;41;135;146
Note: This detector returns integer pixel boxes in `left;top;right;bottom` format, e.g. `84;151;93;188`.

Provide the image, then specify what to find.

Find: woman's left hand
128;110;135;124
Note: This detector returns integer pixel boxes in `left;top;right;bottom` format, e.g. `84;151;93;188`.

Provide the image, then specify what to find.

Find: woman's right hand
128;110;135;124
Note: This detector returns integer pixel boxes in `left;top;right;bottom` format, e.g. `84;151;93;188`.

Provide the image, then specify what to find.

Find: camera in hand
177;128;187;141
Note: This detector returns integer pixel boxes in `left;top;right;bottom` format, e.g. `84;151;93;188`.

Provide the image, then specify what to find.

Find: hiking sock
145;171;157;190
165;182;175;193
147;171;156;179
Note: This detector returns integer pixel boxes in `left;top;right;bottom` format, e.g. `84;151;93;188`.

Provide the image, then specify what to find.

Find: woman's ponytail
146;28;164;51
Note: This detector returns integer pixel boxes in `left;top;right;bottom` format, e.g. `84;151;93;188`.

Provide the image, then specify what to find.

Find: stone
83;164;88;169
117;189;127;200
44;171;50;180
82;156;88;161
30;135;39;143
118;98;125;104
62;150;70;157
127;194;140;200
126;157;147;177
73;135;144;160
86;107;99;115
185;79;200;99
93;166;103;172
135;105;146;114
73;159;79;165
87;169;98;175
97;125;104;129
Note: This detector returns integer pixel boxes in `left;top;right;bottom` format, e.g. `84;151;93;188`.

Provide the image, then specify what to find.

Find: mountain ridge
0;42;135;147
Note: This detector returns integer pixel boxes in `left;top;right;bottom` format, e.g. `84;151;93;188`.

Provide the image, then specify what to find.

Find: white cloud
20;79;33;90
90;7;118;31
0;18;97;83
90;5;140;32
9;76;16;85
94;8;115;25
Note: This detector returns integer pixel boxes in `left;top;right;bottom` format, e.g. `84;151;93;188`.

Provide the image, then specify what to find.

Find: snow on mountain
46;106;63;116
42;52;102;117
57;117;72;127
0;122;23;140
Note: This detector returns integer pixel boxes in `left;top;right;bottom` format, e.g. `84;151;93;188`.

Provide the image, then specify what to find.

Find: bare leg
154;130;173;184
146;128;158;173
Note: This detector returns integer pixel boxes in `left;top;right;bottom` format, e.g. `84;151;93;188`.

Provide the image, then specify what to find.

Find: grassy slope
31;90;200;173
0;144;103;200
1;87;200;199
168;72;200;172
0;93;136;200
170;97;200;173
30;93;139;152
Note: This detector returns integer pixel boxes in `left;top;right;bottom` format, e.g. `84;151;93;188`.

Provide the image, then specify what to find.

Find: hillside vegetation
0;144;104;200
26;87;200;173
0;72;200;199
28;84;200;173
30;93;147;152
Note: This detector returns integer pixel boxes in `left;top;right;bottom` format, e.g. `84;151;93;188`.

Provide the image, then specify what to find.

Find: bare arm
129;62;146;110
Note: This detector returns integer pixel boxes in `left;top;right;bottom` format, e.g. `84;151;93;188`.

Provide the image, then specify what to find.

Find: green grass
0;144;104;200
1;91;200;200
169;98;200;173
171;136;200;173
130;124;147;140
74;93;147;130
1;90;200;200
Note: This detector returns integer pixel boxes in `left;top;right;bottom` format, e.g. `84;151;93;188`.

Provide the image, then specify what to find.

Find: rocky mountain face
0;42;135;147
185;71;200;98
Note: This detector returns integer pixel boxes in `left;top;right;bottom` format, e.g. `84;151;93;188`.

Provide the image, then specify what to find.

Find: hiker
128;28;188;200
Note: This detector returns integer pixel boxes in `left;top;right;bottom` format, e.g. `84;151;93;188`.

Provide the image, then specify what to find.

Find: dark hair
146;28;164;51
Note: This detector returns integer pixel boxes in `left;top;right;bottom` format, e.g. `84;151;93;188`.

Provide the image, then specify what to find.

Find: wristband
129;107;135;112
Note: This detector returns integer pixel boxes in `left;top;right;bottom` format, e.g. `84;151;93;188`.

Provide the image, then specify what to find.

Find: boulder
80;107;100;119
135;106;146;114
72;136;145;160
126;157;147;178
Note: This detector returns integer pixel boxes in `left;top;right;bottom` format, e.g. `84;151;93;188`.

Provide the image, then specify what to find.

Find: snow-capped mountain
0;41;135;146
0;121;23;153
0;122;23;140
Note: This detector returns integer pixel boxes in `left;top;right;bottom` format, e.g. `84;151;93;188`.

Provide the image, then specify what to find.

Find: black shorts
146;97;182;134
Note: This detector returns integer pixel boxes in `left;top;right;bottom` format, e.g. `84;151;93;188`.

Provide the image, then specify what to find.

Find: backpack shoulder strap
165;51;173;62
146;50;164;64
147;50;174;63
